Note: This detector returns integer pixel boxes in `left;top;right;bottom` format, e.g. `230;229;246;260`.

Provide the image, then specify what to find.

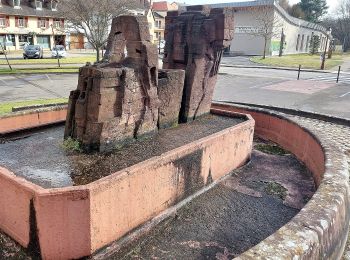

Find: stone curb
215;101;350;127
220;64;338;74
212;102;350;260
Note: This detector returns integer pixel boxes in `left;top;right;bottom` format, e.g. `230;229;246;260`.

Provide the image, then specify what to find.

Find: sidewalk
0;63;84;69
341;57;350;72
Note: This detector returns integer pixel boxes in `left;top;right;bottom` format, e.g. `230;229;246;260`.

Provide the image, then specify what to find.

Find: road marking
339;91;350;98
13;75;64;98
0;79;8;86
249;80;287;89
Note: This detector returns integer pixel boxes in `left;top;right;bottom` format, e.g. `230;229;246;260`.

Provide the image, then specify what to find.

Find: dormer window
13;0;21;8
36;0;42;10
51;0;57;11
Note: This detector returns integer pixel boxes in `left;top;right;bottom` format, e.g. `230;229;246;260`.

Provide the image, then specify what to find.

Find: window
38;18;46;28
296;34;300;51
37;35;50;48
0;17;6;27
300;35;305;51
155;20;162;28
54;19;61;28
51;1;58;11
13;0;20;8
18;17;25;27
36;1;42;10
5;34;15;47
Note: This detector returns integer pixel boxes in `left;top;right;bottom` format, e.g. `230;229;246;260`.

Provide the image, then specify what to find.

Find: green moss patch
255;143;289;156
264;182;288;200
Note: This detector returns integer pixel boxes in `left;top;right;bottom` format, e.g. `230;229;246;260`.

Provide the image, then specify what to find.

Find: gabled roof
152;1;170;11
153;11;165;18
0;0;62;18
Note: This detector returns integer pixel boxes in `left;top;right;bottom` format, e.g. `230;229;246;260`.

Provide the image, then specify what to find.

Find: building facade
0;0;65;50
151;1;178;42
211;0;330;56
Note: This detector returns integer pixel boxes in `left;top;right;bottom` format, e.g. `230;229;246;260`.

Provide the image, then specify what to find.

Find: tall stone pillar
163;6;234;122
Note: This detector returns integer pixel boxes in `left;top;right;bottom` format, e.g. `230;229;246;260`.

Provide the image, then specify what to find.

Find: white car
51;45;67;58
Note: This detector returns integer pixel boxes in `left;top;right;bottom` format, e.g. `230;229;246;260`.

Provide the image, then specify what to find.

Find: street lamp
321;27;332;70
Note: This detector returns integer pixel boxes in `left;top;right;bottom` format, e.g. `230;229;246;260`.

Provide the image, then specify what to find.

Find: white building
0;0;65;50
211;0;330;56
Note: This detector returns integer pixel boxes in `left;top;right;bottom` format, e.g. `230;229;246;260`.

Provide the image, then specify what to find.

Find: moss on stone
255;144;289;156
61;138;82;153
264;182;288;200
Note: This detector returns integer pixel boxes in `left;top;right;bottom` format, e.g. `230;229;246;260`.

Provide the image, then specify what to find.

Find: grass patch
0;67;79;74
61;138;82;153
251;53;350;70
255;143;289;156
264;182;287;200
0;56;96;65
0;98;68;115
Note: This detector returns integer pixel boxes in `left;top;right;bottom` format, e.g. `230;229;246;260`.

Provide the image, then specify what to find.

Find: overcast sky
179;0;339;13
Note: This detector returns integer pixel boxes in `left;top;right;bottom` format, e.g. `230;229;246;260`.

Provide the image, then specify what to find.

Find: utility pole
279;28;285;57
51;24;61;68
321;28;332;70
0;43;12;70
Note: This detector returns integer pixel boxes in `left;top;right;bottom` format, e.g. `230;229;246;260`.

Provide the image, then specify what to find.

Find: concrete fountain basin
0;106;255;259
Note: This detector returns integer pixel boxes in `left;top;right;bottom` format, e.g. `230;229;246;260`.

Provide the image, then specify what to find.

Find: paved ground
0;74;77;102
215;67;350;119
221;56;258;66
0;66;349;119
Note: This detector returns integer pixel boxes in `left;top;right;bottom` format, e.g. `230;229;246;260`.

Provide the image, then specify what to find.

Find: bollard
337;66;341;83
297;65;301;80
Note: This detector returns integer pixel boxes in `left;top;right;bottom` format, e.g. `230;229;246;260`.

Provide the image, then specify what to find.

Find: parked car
23;45;43;59
51;45;67;58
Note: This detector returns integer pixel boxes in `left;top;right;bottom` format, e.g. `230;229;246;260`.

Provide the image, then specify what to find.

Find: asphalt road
215;67;350;119
0;66;349;119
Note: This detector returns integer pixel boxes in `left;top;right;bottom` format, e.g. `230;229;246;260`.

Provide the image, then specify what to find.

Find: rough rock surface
163;6;235;122
158;69;185;129
65;6;234;151
64;15;160;152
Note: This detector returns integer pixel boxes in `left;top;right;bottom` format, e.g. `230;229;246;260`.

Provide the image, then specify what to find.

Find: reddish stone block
163;7;234;122
65;15;160;152
158;69;185;129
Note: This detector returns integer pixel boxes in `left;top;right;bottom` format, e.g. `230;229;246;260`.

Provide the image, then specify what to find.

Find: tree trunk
263;38;267;59
96;47;100;62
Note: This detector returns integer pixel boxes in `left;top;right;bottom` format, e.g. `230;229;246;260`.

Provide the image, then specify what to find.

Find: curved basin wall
212;103;349;260
0;107;254;260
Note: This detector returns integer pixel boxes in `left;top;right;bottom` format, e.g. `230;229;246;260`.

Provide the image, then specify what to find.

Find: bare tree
59;0;143;62
323;0;350;52
338;0;350;51
247;6;283;59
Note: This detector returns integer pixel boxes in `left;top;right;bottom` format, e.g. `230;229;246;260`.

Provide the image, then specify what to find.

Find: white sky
179;0;339;13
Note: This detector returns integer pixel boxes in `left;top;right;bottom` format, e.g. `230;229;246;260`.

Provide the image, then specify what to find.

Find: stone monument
65;6;234;152
163;6;234;122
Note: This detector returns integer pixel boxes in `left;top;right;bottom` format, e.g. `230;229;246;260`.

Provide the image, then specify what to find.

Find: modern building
210;0;330;56
0;0;65;50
